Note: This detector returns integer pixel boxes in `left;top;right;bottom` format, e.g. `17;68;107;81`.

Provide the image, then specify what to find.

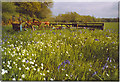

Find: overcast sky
50;1;119;18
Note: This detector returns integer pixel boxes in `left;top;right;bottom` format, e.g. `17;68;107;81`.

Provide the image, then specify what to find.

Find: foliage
54;12;97;22
1;22;118;81
15;2;53;19
2;2;18;23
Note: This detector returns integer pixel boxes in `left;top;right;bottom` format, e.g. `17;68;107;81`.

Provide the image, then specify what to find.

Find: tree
2;2;18;24
15;2;53;19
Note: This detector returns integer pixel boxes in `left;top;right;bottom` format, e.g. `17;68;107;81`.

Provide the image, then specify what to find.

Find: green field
104;22;118;32
1;22;119;81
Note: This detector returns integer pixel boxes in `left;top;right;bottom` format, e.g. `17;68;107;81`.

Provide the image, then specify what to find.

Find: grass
1;22;119;81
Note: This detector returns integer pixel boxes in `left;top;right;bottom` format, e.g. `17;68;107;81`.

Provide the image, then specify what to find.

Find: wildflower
19;78;22;81
73;35;76;38
58;65;61;71
9;66;12;69
65;60;70;64
114;66;116;68
26;60;29;63
3;61;5;64
106;65;108;68
47;70;50;72
107;57;109;61
43;73;45;76
30;61;34;64
66;74;68;76
92;71;97;76
62;68;65;70
57;46;59;48
12;78;16;81
41;66;43;70
19;68;21;70
106;73;109;76
40;73;42;75
41;63;43;67
50;78;53;81
40;49;42;51
22;74;25;78
106;35;109;37
60;33;61;35
70;75;73;77
89;69;91;71
25;67;29;70
95;39;99;41
2;69;8;75
34;68;36;71
22;59;25;62
52;32;56;35
35;64;37;66
102;63;107;70
44;78;46;80
110;59;112;62
37;68;40;72
112;42;115;44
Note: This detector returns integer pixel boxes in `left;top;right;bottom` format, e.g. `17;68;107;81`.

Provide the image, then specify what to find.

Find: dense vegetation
1;22;119;81
1;1;119;81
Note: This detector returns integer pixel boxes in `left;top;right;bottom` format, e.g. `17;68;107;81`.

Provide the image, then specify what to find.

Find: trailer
50;22;104;30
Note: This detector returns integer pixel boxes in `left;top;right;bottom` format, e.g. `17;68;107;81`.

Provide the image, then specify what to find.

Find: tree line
2;2;118;24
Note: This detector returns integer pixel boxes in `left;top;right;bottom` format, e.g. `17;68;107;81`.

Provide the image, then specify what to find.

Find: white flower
34;68;36;71
37;68;40;72
43;73;45;76
40;73;42;75
22;59;25;63
13;62;15;64
50;78;53;81
9;66;12;69
33;60;35;62
19;78;22;81
22;64;25;67
27;53;29;55
22;74;25;78
12;78;16;80
41;63;43;67
32;54;34;56
1;69;5;75
107;37;111;39
66;74;68;76
8;61;10;65
18;57;21;59
7;65;10;67
47;70;49;72
44;78;46;80
41;67;43;70
106;73;109;76
30;61;34;64
40;49;42;51
35;64;37;66
66;51;68;54
19;68;21;70
25;67;29;70
3;61;5;64
13;51;15;54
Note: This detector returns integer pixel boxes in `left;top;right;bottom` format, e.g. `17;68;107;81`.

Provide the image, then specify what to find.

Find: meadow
1;22;119;81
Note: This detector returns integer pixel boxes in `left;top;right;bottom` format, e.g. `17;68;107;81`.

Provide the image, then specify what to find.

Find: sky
50;0;119;18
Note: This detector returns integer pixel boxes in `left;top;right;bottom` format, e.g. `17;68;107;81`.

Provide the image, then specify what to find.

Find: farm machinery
11;15;104;31
11;15;50;31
